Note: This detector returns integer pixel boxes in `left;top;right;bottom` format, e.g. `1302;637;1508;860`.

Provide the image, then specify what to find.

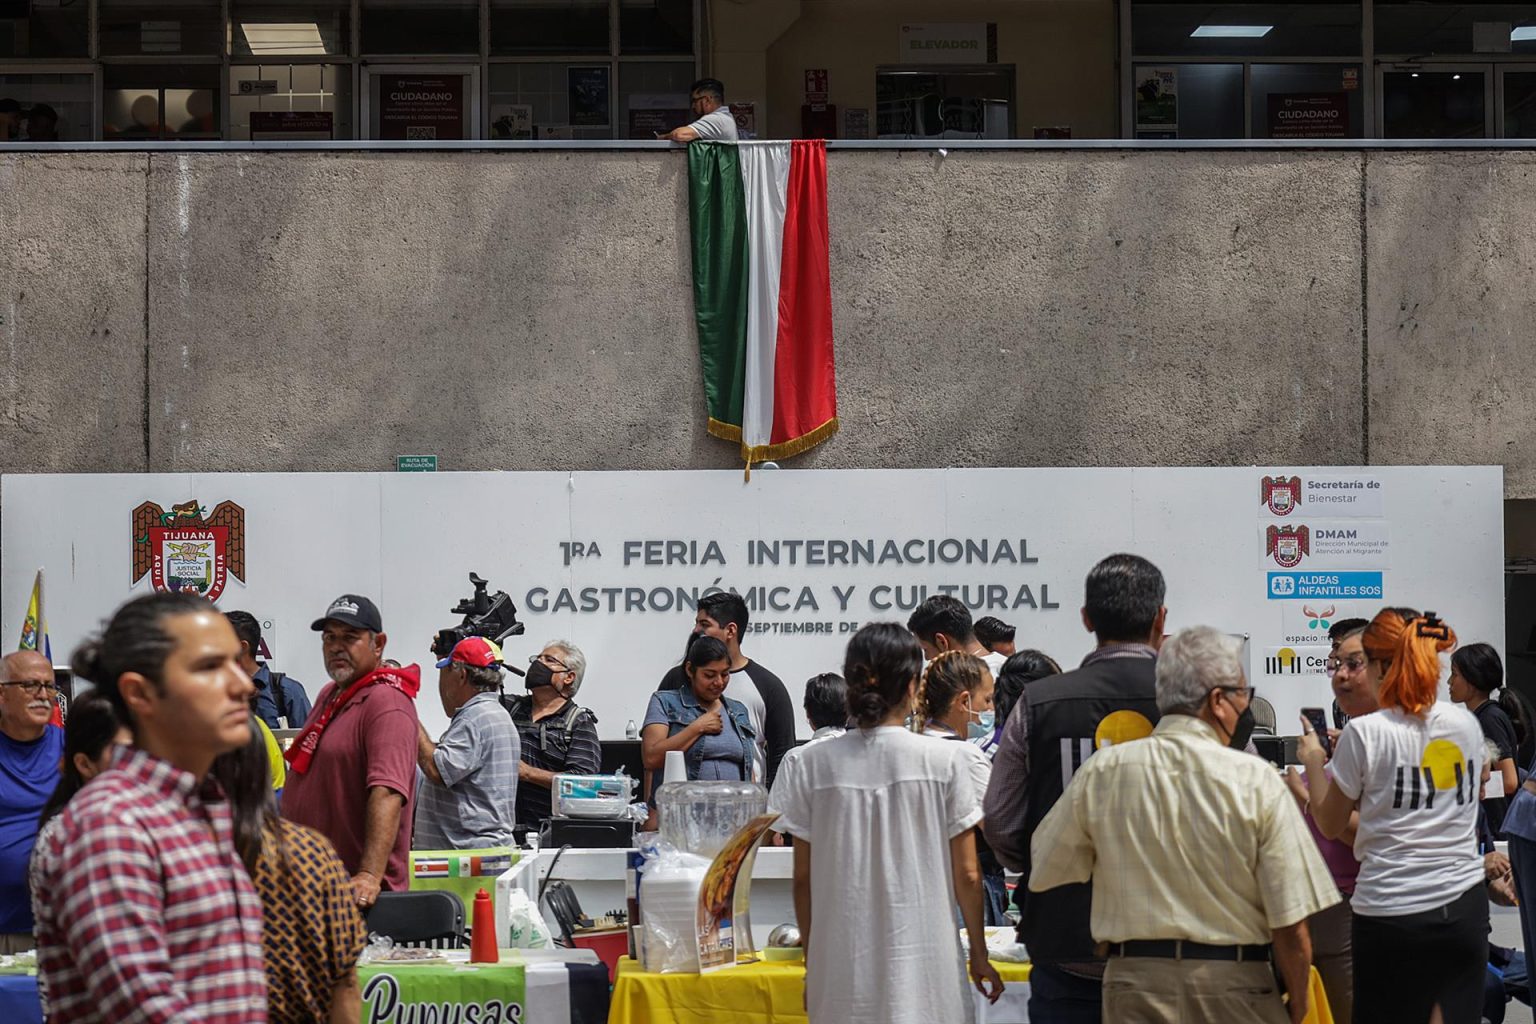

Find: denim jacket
652;687;757;782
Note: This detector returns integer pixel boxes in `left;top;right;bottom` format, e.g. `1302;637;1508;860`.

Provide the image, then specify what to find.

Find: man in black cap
282;594;421;908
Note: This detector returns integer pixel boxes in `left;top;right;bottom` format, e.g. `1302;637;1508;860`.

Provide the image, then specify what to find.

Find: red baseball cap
436;636;504;669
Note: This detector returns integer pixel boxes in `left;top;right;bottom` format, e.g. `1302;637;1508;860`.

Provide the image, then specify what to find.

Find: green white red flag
688;140;837;471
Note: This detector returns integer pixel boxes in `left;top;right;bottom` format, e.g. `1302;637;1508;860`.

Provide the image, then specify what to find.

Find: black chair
364;890;469;948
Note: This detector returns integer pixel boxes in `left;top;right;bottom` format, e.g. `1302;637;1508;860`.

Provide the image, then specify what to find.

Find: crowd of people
0;551;1528;1023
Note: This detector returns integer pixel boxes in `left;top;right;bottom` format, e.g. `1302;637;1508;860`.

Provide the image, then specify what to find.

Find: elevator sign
900;24;992;64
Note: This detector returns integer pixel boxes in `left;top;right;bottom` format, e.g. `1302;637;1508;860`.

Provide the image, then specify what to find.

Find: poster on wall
568;66;610;128
732;102;757;138
626;93;690;139
377;74;464;140
1134;67;1178;135
250;111;334;141
490;104;533;140
1267;93;1349;139
0;467;1504;742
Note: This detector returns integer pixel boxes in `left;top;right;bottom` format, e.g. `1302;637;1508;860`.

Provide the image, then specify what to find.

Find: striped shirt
414;691;520;849
253;821;365;1023
504;695;602;829
33;746;267;1022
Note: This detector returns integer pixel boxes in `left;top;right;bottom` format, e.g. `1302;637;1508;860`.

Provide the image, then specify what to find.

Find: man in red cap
414;637;520;850
283;594;420;909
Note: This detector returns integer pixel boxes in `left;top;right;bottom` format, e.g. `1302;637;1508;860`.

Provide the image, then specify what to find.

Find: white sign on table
0;467;1502;741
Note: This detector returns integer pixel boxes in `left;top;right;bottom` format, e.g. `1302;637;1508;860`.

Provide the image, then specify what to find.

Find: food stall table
0;950;610;1024
608;956;1334;1024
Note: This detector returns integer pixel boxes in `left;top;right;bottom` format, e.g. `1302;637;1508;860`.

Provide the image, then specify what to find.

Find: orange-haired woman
1299;608;1487;1024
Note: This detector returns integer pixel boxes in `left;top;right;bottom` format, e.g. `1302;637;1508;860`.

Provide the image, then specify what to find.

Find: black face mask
1219;690;1256;750
525;659;555;691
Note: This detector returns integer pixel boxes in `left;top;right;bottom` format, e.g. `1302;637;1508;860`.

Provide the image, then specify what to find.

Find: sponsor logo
1304;604;1335;629
1268;572;1384;601
329;599;360;617
1261;475;1302;516
131;500;246;602
1266;524;1310;567
1263;646;1328;676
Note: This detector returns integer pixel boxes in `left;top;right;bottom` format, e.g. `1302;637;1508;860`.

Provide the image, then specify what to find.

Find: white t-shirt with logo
1329;702;1486;916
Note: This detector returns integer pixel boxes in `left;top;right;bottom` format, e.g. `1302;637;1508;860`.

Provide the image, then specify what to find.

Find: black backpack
500;693;597;756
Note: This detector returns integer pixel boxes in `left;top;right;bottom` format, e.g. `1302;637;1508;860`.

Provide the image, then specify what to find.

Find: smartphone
1301;707;1332;757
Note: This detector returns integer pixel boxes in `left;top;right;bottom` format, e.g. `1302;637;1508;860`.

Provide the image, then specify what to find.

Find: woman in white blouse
776;622;1003;1024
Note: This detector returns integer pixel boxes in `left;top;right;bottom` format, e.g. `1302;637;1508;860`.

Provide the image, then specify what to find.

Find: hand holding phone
1300;707;1332;758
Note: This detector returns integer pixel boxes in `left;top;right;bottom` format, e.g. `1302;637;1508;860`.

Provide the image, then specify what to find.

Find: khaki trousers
1103;956;1289;1024
0;932;35;954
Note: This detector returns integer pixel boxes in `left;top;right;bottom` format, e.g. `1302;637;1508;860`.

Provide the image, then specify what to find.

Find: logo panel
132;499;246;602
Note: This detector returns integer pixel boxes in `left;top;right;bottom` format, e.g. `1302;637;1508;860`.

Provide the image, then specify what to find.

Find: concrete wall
0;145;1532;497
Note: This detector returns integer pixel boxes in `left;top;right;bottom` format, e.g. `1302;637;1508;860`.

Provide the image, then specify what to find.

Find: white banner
0;467;1504;741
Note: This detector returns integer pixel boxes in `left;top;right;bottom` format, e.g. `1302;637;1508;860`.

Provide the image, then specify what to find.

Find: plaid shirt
33;746;266;1023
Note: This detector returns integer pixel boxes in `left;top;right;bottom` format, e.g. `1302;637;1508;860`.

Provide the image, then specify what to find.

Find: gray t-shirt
414;691;521;850
688;106;738;141
643;693;749;781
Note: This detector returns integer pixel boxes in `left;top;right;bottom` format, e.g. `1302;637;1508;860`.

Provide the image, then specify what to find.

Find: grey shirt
414;691;521;850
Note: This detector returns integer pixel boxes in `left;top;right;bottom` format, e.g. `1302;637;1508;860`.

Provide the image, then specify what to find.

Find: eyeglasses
1219;685;1257;701
1325;656;1367;674
529;653;570;672
1;680;58;697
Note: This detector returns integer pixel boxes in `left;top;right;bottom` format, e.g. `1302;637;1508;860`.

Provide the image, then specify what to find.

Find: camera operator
502;641;601;831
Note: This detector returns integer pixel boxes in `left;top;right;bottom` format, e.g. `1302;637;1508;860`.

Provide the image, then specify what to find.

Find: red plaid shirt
33;746;266;1023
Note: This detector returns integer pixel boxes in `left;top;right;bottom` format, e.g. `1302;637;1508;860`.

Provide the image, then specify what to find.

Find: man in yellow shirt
255;717;286;795
1030;626;1339;1024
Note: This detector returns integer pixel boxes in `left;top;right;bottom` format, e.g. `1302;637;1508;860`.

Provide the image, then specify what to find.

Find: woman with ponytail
1449;643;1525;832
777;623;1003;1023
1299;608;1487;1024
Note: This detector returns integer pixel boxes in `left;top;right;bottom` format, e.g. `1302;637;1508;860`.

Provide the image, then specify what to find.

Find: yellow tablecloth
609;956;1332;1024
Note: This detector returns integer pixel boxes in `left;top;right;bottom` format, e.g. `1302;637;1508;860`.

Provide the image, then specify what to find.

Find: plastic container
654;779;768;859
552;773;636;819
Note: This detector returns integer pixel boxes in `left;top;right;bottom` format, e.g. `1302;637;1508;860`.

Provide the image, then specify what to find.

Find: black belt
1107;940;1272;962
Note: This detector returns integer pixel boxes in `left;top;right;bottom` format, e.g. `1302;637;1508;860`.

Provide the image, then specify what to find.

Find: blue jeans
1510;834;1536;982
1028;963;1103;1024
982;871;1008;927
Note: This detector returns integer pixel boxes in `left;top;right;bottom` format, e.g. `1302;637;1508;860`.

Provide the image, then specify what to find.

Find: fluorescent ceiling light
1191;25;1274;37
239;23;327;55
1514;26;1536;40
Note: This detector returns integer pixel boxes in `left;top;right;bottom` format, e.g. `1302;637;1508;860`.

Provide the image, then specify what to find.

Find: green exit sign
397;455;438;472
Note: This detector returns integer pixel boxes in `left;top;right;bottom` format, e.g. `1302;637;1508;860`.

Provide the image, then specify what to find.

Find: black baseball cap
311;594;383;632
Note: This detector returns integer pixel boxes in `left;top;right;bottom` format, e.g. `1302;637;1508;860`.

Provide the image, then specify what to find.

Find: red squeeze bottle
470;888;498;964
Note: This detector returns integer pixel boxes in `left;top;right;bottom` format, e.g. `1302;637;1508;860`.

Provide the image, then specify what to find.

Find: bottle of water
625;719;639;740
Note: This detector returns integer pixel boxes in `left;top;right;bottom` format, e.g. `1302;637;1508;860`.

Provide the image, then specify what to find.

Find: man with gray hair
414;637;520;849
501;640;601;831
1029;626;1339;1024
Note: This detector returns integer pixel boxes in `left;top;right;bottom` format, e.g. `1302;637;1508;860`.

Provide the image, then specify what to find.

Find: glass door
361;64;480;140
1378;64;1493;139
1501;69;1536;139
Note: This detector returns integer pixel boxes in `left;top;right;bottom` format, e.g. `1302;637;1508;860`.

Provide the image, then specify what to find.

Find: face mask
525;659;555;691
1220;691;1256;751
967;708;996;740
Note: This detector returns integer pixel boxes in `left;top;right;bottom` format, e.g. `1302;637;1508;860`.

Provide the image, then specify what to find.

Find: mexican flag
688;140;837;470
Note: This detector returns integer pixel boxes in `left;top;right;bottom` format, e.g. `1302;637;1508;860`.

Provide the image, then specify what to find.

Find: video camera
432;573;527;674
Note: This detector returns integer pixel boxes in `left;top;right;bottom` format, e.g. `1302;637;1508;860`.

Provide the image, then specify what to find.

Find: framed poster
1134;67;1178;134
568;66;610;128
377;74;465;140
